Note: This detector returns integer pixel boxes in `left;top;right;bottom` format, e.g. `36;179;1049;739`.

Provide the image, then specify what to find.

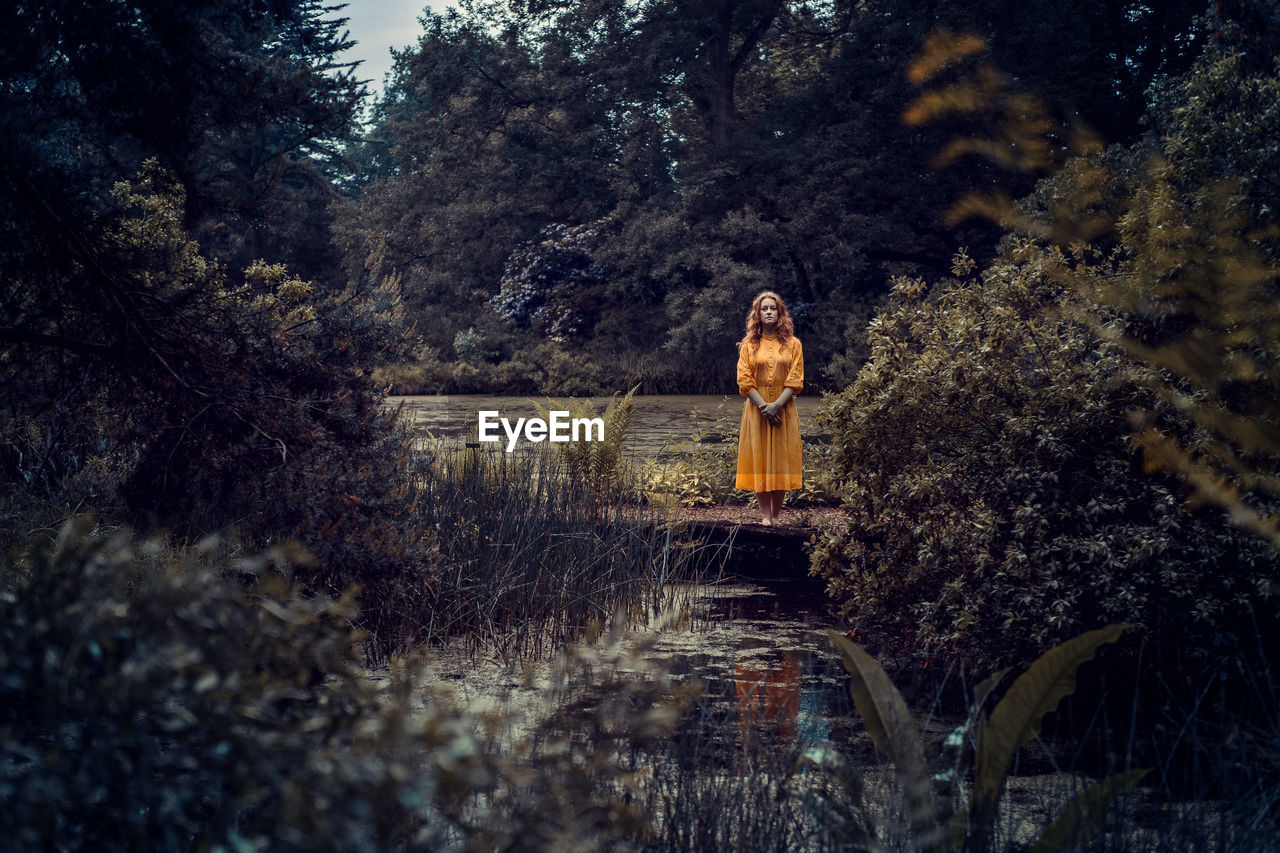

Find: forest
2;0;1279;849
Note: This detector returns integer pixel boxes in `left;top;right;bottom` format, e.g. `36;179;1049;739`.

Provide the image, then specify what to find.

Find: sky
329;0;448;98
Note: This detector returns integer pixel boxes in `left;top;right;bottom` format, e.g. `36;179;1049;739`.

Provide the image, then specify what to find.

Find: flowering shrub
490;222;607;341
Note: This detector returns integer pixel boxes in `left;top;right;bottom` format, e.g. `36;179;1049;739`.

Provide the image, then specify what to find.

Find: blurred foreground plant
792;625;1144;852
903;16;1280;549
0;517;696;851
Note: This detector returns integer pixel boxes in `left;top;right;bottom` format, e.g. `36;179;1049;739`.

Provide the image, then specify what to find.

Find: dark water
391;393;823;460
645;578;865;765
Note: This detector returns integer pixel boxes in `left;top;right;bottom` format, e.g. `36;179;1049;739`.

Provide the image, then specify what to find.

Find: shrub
0;519;459;850
0;519;697;851
817;16;1280;679
0;165;440;659
809;246;1275;674
491;222;608;341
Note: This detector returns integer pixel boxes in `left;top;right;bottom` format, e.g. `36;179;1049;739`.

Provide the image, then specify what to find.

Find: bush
0;519;697;851
491;222;609;341
0;519;459;850
0;165;439;659
373;338;611;396
809;246;1276;675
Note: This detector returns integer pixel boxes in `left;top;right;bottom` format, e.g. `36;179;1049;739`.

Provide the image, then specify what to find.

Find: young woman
735;291;803;525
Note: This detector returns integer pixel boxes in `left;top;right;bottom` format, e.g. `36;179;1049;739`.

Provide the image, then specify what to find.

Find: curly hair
741;290;795;353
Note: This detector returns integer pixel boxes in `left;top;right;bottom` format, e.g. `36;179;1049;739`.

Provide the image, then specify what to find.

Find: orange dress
735;334;803;491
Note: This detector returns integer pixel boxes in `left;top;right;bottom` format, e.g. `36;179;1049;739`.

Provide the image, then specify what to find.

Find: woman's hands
748;389;792;427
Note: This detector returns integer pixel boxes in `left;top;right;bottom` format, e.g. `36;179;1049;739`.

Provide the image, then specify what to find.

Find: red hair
741;290;795;353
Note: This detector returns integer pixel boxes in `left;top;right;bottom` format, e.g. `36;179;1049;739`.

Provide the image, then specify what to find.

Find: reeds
413;443;719;659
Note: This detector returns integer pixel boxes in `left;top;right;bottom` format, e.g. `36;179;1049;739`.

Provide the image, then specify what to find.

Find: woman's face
759;297;779;328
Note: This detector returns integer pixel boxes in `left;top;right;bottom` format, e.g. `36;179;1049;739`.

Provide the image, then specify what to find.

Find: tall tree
337;2;638;355
0;0;364;291
0;0;377;513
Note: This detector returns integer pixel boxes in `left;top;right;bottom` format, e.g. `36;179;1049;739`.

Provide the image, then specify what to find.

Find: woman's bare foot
760;517;772;526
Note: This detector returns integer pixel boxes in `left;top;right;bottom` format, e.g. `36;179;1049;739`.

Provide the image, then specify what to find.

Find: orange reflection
733;653;802;748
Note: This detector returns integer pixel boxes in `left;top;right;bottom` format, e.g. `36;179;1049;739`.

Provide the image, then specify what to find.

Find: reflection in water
646;579;851;771
735;654;802;741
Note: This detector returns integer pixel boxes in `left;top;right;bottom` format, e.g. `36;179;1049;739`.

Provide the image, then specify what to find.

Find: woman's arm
746;391;780;425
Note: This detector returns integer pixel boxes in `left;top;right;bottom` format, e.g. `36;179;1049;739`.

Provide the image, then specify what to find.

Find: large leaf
1030;768;1149;852
970;624;1131;845
827;630;947;852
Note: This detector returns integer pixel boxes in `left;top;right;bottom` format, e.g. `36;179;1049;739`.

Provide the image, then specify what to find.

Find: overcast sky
331;0;449;98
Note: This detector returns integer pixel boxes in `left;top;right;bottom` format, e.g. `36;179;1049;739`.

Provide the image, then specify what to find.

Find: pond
391;393;826;460
428;574;863;772
400;395;854;761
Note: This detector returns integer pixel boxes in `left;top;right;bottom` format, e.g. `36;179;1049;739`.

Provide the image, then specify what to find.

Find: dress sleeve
784;338;804;393
737;341;756;396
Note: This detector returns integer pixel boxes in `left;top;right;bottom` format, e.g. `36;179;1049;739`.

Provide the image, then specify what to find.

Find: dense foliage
0;0;362;290
810;11;1280;675
337;0;1204;394
810;249;1273;673
0;163;441;657
3;0;1280;844
0;1;448;653
0;520;693;851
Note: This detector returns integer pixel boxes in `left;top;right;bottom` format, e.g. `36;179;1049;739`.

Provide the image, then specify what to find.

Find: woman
735;291;803;525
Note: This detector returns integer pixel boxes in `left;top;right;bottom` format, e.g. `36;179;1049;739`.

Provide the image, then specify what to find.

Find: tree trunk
692;0;781;155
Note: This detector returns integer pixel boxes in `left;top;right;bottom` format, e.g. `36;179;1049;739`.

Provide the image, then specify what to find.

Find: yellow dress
735;334;803;491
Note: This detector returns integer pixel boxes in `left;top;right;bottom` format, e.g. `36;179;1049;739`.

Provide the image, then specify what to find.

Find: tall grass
414;444;720;659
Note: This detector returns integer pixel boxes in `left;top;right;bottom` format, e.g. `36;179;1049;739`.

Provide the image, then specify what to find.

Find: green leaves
967;624;1131;850
828;628;949;852
1;517;697;851
807;625;1141;853
1030;768;1150;853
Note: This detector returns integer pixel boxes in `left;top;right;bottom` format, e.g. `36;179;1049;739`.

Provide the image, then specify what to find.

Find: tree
0;3;438;651
341;0;1205;393
0;0;364;292
336;3;626;357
